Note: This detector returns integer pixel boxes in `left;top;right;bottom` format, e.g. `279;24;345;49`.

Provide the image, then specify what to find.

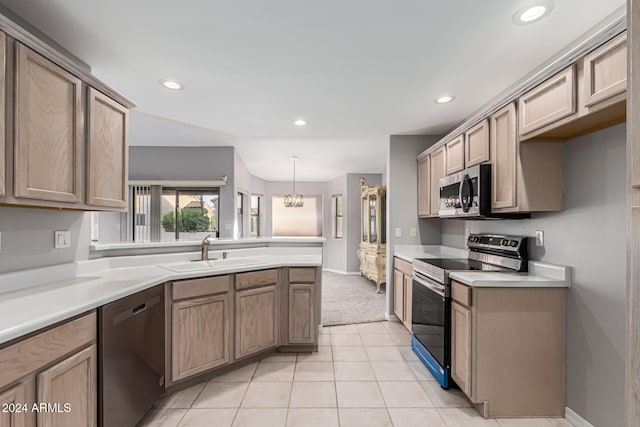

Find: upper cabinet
14;44;82;203
417;156;430;217
430;147;446;217
519;33;626;140
464;119;490;167
445;135;464;175
87;88;128;208
0;15;134;211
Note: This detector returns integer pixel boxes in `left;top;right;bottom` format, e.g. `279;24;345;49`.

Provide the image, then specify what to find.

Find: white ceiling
0;0;626;181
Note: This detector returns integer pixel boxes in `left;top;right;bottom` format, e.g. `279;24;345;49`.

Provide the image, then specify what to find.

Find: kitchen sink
159;258;266;272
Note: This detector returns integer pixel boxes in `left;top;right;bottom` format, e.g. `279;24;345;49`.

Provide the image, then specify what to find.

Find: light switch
0;231;2;253
535;230;544;247
395;227;402;237
410;227;417;237
54;230;71;249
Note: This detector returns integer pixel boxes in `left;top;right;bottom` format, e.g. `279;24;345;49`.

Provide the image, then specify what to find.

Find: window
334;195;343;239
272;195;323;237
237;192;245;238
250;195;261;237
132;185;220;242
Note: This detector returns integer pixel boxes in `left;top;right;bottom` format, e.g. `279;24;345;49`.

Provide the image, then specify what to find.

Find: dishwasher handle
112;295;161;326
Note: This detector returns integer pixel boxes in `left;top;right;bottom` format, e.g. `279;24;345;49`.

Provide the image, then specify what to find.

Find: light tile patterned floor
141;321;573;427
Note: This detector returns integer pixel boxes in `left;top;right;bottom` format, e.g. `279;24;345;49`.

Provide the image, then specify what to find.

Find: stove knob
500;239;508;246
510;240;519;247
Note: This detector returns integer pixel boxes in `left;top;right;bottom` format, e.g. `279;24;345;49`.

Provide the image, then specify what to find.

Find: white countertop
393;245;571;288
0;247;322;346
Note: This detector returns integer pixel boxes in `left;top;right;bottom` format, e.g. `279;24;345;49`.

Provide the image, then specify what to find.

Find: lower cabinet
393;257;413;332
235;285;278;359
37;345;97;427
450;280;566;418
283;268;317;346
0;312;97;427
171;294;230;382
170;276;231;383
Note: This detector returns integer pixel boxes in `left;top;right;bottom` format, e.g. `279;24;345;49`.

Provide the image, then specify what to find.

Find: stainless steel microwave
439;164;491;218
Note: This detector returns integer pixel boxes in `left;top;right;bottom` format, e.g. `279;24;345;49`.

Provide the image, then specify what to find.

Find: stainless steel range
410;234;528;389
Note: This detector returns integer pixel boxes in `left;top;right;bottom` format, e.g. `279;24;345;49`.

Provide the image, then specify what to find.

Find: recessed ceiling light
513;1;554;25
435;95;455;104
159;79;184;90
294;119;307;126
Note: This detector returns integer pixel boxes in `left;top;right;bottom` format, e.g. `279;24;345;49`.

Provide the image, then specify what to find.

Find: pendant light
284;156;304;207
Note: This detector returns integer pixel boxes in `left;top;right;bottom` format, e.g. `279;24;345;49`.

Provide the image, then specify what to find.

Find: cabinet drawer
172;275;230;300
0;312;96;388
451;281;472;307
518;65;576;136
445;135;465;174
289;268;315;283
394;257;413;276
235;269;278;290
582;32;627;108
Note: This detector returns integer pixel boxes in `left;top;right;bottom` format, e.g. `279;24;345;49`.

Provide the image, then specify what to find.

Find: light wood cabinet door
393;269;404;322
465;120;489;167
236;285;278;358
87;88;128;208
403;274;412;332
445;135;464;174
451;302;472;398
0;382;27;427
0;32;5;198
14;43;82;203
172;294;230;382
288;284;315;344
430;147;446;217
518;65;576;136
490;103;518;210
417;156;430;217
36;344;96;427
582;32;627;108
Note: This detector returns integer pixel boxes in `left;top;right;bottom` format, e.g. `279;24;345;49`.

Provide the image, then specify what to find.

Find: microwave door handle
412;273;446;298
460;175;473;213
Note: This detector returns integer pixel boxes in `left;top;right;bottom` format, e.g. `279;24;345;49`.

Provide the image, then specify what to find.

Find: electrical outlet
465;228;471;241
535;230;544;247
0;231;2;253
54;230;71;249
410;227;417;237
395;227;402;238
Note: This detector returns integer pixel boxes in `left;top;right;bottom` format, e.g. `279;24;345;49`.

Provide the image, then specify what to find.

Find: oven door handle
412;273;447;298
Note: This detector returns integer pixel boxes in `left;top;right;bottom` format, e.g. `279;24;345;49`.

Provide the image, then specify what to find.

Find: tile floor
141;321;573;427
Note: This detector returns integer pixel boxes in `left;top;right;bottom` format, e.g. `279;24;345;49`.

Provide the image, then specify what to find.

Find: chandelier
284;156;304;207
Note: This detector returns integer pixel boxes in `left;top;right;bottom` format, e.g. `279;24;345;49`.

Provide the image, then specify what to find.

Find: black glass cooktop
414;258;507;272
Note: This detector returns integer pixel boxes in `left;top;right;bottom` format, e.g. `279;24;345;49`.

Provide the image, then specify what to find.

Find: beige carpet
321;271;386;326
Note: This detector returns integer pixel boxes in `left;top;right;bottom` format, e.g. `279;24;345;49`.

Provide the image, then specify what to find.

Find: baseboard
565;407;593;427
322;268;360;276
385;313;400;322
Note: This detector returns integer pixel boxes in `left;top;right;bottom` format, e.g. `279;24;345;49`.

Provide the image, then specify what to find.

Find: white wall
386;135;441;316
441;123;625;427
129;146;236;238
0;208;91;273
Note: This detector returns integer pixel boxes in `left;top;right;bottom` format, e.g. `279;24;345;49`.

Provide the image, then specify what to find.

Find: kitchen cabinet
170;275;231;382
37;345;97;427
465;119;490;167
582;32;627;110
445;135;464;174
0;31;5;198
0;312;96;427
14;43;82;204
450;280;565;418
86;88;128;208
429;147;446;217
235;270;279;359
0;383;26;427
283;268;317;345
490;103;563;213
518;65;576;137
417;156;430;217
392;257;413;332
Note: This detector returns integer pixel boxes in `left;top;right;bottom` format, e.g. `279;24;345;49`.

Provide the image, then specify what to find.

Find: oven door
411;271;450;370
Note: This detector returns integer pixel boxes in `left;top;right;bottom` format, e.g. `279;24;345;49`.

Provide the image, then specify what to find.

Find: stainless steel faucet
200;234;211;261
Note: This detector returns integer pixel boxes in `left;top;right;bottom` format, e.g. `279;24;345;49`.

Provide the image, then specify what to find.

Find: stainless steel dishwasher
99;284;165;427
